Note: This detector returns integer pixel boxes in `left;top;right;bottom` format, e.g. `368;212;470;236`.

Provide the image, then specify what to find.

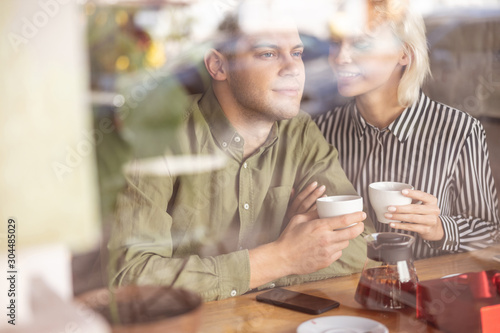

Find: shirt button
269;283;276;288
222;142;228;148
230;290;237;297
234;136;241;143
243;162;248;169
244;203;249;210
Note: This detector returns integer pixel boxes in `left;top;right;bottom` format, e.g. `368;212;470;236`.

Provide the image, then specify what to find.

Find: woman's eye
353;40;371;50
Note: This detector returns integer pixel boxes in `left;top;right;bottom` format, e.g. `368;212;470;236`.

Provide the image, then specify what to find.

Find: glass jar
355;232;418;310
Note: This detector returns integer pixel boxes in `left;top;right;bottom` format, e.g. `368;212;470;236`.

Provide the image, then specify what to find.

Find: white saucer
297;315;389;333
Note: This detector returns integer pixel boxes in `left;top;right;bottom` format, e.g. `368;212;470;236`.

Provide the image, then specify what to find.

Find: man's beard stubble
227;69;301;123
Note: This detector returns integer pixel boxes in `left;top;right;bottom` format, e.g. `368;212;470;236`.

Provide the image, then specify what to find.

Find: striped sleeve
447;120;500;251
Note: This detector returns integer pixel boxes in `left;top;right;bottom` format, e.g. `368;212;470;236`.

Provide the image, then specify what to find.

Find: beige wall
0;0;101;253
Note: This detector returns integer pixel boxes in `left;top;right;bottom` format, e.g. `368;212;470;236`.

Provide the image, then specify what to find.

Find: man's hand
384;189;443;241
278;210;366;275
248;210;366;288
285;182;326;222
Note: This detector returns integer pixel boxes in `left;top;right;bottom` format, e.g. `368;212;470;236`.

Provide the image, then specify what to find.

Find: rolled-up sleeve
109;167;251;301
277;116;373;281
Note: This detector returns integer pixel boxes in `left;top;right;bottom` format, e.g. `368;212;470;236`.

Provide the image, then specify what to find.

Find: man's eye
261;52;275;58
292;51;303;58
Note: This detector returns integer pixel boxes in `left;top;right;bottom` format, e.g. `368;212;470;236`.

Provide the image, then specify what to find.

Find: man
110;6;372;301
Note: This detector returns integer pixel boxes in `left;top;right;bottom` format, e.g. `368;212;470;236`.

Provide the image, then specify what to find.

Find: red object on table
481;303;500;333
416;270;500;333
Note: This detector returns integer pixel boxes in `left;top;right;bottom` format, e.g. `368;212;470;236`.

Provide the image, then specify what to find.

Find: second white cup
369;181;413;223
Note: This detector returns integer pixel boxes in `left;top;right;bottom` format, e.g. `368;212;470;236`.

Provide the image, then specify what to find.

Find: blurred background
1;0;500;329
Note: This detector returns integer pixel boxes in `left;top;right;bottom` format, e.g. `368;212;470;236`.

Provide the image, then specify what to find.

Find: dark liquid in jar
355;266;417;310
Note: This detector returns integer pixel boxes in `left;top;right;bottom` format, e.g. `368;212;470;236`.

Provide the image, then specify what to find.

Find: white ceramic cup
316;195;363;219
369;182;413;224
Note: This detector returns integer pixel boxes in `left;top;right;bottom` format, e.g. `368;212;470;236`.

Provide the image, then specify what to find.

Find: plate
297;315;388;333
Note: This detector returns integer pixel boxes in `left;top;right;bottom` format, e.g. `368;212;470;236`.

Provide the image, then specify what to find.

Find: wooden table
199;245;500;332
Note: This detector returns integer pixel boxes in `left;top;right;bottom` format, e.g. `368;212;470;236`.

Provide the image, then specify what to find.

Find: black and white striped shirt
315;92;499;260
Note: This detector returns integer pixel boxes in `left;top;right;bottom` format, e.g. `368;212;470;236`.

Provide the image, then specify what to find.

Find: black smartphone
256;288;340;315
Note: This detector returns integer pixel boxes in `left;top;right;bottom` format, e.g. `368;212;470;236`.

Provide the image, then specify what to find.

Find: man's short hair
213;1;300;60
215;13;242;59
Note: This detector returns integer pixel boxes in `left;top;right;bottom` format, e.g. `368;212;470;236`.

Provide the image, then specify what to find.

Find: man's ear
204;49;228;81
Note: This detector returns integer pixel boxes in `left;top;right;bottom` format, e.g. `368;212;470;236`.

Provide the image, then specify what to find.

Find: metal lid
366;232;415;263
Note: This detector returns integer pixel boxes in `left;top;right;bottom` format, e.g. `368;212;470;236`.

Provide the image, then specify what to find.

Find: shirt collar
351;101;367;140
353;91;428;143
198;86;278;153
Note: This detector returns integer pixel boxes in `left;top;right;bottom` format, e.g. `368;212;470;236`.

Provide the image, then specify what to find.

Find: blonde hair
368;0;431;106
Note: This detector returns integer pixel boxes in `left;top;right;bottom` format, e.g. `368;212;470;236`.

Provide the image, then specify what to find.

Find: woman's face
329;24;408;99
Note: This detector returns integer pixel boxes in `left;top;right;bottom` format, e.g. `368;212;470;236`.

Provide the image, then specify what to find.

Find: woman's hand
385;189;444;241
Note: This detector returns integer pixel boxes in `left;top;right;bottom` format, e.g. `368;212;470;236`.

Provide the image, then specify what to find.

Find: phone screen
256;288;340;315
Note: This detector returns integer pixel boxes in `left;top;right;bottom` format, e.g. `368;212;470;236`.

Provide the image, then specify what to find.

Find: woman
299;0;499;259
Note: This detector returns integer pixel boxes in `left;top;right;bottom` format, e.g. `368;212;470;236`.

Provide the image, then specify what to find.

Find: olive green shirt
111;87;373;301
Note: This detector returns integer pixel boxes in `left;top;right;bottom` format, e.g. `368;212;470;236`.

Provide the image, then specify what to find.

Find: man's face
225;29;305;122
